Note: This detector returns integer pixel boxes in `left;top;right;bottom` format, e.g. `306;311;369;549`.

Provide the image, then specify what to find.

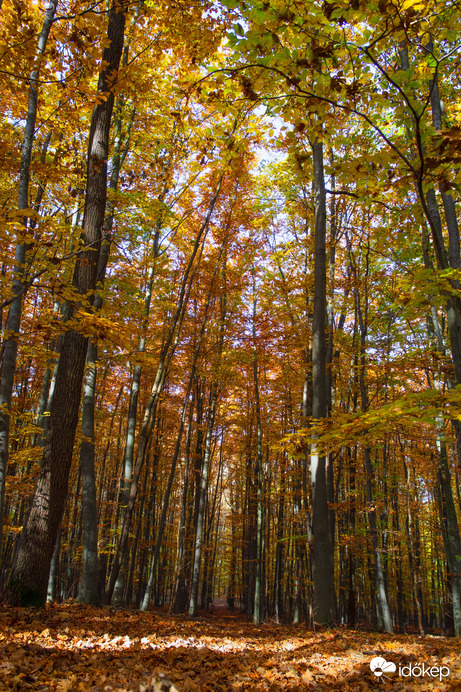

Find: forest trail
0;604;459;691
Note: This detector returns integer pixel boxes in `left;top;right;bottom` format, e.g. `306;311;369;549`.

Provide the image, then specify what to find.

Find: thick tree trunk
310;139;334;625
0;0;58;554
6;2;127;607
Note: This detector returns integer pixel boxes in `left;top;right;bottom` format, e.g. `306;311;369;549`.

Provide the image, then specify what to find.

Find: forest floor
0;604;460;691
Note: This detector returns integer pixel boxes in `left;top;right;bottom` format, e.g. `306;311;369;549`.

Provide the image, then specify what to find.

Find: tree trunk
435;416;461;636
310;139;334;625
172;397;194;613
78;86;135;605
0;0;58;554
142;245;224;612
251;271;264;624
189;390;218;616
104;176;224;603
6;1;127;607
77;339;100;605
353;241;393;634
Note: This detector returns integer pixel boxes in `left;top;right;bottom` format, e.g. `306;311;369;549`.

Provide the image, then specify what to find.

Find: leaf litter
0;604;460;690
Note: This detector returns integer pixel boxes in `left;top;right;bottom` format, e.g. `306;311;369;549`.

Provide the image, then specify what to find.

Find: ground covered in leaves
0;604;460;691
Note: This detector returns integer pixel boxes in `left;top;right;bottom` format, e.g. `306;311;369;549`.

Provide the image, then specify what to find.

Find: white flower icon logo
370;657;397;679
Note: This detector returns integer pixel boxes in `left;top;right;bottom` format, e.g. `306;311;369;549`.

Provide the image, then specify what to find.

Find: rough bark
310;139;334;626
6;1;127;607
0;0;58;554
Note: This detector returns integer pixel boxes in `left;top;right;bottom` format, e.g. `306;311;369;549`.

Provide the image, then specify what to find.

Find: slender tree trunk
251;271;264;624
172;397;194;613
425;40;460;272
227;483;237;611
141;246;224;612
111;119;171;604
347;446;356;627
402;457;425;636
46;529;61;604
421;223;461;635
354;244;393;633
112;247;156;605
189;390;218;616
243;441;256;618
77;340;100;605
5;2;127;606
140;372;195;613
203;439;223;609
104;176;224;603
274;456;285;623
363;447;393;633
435;414;461;636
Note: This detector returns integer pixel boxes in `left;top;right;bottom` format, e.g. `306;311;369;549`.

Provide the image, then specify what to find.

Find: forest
1;0;461;659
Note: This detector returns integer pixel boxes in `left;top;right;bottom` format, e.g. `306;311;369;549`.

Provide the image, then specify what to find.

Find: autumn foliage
1;604;461;690
0;0;461;678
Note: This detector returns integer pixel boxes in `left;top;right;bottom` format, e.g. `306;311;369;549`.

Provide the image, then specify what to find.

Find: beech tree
0;0;58;554
6;0;128;606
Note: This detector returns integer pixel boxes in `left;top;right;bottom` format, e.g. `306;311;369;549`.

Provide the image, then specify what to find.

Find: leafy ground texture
0;605;460;691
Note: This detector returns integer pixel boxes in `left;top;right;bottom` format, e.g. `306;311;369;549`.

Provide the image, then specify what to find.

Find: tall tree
0;0;58;553
310;138;335;625
6;0;128;606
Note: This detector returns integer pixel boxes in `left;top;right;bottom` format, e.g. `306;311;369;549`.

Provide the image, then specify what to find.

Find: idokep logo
369;656;450;682
370;657;396;680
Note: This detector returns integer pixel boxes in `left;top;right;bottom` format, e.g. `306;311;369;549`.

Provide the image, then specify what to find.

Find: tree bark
6;1;128;606
435;413;461;636
78;78;135;604
310;139;334;626
0;0;58;555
